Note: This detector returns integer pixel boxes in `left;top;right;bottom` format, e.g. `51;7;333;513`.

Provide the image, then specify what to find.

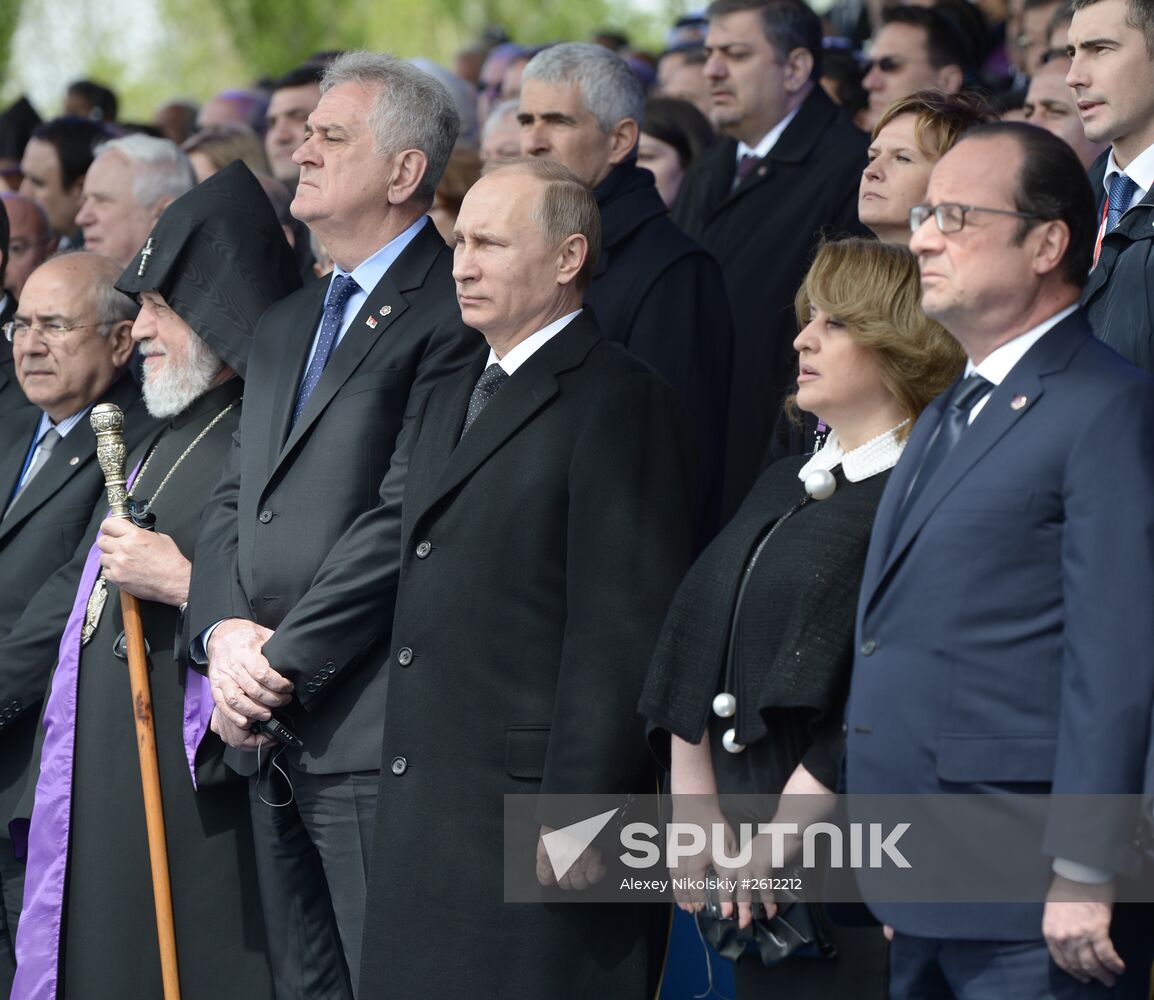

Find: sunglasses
861;55;908;74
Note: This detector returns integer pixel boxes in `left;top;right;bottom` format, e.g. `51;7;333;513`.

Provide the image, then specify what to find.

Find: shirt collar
1103;142;1154;200
737;106;802;162
964;304;1078;385
486;310;582;376
798;420;910;483
35;405;91;441
333;215;428;294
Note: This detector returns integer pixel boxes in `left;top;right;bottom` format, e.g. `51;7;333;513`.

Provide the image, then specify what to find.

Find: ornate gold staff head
90;402;130;519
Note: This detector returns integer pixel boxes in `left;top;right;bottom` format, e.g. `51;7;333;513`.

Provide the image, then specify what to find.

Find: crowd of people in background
0;0;1151;996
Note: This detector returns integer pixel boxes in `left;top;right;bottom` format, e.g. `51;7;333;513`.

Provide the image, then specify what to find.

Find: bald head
13;252;137;421
2;192;56;298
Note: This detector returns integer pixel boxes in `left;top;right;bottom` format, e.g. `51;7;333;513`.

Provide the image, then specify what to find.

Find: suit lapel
0;408;38;517
408;314;600;526
264;281;326;467
270;224;444;476
869;313;1089;599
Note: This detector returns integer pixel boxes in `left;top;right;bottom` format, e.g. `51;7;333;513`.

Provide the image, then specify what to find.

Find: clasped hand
206;618;293;746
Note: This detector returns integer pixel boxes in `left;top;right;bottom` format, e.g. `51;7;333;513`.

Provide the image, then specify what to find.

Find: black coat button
258;509;273;524
860;639;878;656
390;756;408;776
415;540;432;559
397;647;413;666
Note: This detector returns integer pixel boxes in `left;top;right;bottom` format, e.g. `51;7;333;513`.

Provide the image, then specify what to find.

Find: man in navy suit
846;122;1154;997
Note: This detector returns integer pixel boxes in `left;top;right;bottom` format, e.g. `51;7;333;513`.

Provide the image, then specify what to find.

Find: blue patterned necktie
901;374;992;516
292;273;359;426
1107;172;1138;232
460;363;509;438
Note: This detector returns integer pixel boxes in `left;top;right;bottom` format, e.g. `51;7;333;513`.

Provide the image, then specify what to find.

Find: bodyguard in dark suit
188;53;480;999
357;159;697;998
846;124;1154;997
519;42;733;534
673;0;868;515
0;251;150;996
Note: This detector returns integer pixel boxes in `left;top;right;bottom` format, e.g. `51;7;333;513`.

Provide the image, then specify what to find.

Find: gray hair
481;99;520;145
522;43;644;134
94;134;197;212
322;51;461;206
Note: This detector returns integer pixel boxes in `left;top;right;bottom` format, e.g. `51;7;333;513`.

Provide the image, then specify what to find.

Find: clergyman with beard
11;162;300;1000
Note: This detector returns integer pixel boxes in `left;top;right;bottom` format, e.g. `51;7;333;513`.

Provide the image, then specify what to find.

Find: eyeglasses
861;55;909;74
909;202;1044;234
3;320;103;343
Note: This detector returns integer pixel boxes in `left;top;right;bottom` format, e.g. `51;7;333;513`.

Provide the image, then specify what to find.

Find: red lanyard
1092;196;1109;271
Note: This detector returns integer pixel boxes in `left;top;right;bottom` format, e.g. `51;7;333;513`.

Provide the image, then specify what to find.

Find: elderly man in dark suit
356;157;698;999
188;52;480;999
847;123;1154;998
0;250;152;996
519;41;732;533
673;0;867;514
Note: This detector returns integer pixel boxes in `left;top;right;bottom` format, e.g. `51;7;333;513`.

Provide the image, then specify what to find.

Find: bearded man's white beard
141;334;224;419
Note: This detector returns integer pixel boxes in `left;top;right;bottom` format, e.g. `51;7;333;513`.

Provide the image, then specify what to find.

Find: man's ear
1031;218;1070;278
783;47;815;94
936;64;964;94
108;320;136;368
386;149;430;205
607;118;641;167
555;233;588;286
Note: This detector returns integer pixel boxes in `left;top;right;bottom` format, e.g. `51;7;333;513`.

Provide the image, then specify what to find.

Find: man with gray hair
519;41;733;533
75;134;196;267
188;51;480;999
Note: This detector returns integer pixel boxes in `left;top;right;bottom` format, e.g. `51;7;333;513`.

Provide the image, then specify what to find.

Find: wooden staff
90;402;182;1000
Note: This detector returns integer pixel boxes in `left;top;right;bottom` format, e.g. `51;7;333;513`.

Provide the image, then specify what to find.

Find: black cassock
16;380;273;999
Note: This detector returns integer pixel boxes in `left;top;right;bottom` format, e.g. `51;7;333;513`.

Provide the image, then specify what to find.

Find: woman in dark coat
640;238;964;997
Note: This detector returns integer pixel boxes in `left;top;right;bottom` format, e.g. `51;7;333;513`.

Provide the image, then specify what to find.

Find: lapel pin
1010;394;1028;410
69;456;79;466
379;305;392;317
365;316;378;329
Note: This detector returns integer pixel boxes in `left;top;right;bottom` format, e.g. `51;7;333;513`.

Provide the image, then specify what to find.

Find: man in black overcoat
356;158;698;998
520;41;732;533
673;0;868;513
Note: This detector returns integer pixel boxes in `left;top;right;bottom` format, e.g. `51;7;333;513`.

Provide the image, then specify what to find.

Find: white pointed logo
541;808;618;881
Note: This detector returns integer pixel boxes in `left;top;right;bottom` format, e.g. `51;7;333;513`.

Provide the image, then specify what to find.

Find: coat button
397;646;413;666
390;756;408;776
415;540;431;559
258;509;273;524
860;639;878;656
306;681;318;693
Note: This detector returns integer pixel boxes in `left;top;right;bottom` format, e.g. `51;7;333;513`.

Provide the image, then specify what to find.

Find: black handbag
696;875;837;967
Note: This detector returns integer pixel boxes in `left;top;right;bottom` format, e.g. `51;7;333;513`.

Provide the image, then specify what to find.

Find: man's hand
536;825;606;890
1043;875;1122;986
206;618;292;727
97;517;191;606
209;707;271;750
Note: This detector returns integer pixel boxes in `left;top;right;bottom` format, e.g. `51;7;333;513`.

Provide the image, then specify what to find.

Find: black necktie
902;374;992;515
460;363;509;438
